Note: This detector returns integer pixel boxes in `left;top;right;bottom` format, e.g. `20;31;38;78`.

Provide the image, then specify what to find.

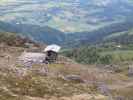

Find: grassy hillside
0;28;133;100
1;45;133;100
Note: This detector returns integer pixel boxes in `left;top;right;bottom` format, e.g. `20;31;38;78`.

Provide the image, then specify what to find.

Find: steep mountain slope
103;29;133;44
65;19;133;46
1;19;133;47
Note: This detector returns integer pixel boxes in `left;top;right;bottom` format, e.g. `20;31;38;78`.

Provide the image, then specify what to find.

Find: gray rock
64;75;85;83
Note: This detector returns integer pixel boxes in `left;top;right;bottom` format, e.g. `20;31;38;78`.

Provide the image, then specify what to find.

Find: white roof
44;44;61;53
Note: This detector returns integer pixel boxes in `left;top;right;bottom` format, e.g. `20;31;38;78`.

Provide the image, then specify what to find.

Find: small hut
44;44;61;63
18;44;61;65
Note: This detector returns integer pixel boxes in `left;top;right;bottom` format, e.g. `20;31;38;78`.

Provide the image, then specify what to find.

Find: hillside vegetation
62;44;133;64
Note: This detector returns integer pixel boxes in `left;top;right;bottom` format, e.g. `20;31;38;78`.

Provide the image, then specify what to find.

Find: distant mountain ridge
0;20;133;47
0;21;66;45
65;19;133;46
